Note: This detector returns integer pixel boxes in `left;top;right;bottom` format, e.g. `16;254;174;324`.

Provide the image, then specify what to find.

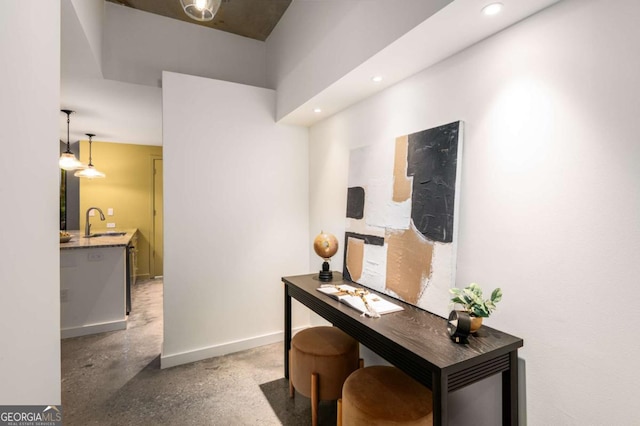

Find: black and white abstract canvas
343;121;463;315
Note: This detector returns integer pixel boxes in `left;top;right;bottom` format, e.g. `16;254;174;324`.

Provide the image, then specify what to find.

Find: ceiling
61;0;562;146
105;0;291;41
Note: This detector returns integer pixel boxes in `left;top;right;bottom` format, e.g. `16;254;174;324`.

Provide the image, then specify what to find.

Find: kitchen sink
92;232;127;237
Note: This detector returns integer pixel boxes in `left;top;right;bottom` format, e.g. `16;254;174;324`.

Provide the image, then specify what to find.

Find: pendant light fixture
180;0;222;22
59;109;83;171
74;134;106;179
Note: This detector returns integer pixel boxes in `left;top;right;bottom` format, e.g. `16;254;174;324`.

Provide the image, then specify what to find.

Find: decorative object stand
313;231;338;282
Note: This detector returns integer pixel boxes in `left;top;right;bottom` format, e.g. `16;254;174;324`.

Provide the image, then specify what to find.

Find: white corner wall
161;72;310;368
103;3;267;89
266;0;452;120
61;0;103;80
0;2;61;404
308;0;640;423
70;0;104;73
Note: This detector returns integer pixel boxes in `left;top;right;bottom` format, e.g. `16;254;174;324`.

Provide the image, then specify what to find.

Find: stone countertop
60;229;137;250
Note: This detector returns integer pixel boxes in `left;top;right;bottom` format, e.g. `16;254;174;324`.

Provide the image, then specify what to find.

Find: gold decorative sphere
313;231;339;260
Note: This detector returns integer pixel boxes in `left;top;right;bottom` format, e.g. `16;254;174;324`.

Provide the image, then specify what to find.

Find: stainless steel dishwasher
125;233;138;315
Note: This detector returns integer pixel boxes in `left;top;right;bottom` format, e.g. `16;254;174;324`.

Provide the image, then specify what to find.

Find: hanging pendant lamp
74;134;106;179
59;109;83;171
180;0;222;22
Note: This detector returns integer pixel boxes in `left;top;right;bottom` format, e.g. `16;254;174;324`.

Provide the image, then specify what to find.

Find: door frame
150;155;163;278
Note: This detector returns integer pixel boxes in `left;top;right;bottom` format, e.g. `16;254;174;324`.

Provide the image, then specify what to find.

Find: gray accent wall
60;140;80;230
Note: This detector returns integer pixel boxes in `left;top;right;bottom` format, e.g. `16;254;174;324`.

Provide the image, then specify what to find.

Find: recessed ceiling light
313;108;322;113
372;76;383;83
482;2;503;16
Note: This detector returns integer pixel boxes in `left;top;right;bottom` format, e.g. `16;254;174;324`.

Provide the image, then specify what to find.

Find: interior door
153;158;164;277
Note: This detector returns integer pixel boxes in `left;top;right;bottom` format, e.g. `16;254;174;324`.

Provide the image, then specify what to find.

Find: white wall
70;0;104;73
308;0;640;423
103;2;267;89
266;0;452;120
0;2;61;405
61;0;103;80
161;72;310;368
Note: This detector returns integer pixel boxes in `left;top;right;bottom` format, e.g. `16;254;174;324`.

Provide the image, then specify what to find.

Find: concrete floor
61;278;337;425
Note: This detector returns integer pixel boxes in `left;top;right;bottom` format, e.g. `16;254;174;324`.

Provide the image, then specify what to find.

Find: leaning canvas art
343;121;463;314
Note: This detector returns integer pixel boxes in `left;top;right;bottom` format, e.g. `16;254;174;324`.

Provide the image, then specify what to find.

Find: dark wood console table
282;273;523;426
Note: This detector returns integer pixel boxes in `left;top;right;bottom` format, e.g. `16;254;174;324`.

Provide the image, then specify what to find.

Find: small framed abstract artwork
343;121;463;315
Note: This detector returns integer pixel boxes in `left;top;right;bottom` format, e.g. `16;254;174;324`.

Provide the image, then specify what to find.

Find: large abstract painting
343;121;463;314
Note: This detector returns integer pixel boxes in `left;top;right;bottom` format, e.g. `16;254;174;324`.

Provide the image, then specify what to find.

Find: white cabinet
60;246;127;338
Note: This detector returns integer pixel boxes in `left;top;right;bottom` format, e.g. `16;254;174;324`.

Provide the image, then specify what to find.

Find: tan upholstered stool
339;366;433;426
289;326;360;426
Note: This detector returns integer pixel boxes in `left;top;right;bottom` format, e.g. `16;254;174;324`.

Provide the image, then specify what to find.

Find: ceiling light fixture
313;108;322;113
482;2;504;16
74;134;106;179
59;109;83;171
372;76;383;83
180;0;222;22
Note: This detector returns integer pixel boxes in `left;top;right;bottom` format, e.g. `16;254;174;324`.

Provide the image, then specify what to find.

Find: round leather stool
289;326;359;426
339;366;433;426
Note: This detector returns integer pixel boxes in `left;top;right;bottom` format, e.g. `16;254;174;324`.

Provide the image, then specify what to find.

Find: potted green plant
450;283;502;332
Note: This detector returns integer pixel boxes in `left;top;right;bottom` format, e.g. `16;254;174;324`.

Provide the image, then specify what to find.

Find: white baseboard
61;319;127;339
160;325;309;369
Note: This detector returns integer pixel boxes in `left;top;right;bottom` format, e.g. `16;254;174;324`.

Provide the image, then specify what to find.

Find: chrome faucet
85;207;106;237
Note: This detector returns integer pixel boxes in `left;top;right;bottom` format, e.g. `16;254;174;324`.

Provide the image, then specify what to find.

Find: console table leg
284;284;292;379
502;350;518;425
433;371;448;426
